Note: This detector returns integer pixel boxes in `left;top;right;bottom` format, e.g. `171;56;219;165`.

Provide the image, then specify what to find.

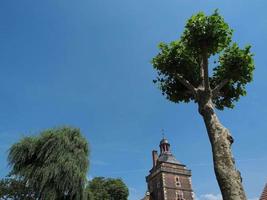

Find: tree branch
176;74;197;97
202;50;210;91
199;55;205;88
212;79;229;97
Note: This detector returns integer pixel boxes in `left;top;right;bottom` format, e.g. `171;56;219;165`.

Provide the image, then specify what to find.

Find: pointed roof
260;184;267;200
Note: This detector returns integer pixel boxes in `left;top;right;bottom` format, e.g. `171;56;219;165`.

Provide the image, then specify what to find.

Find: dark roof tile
260;184;267;200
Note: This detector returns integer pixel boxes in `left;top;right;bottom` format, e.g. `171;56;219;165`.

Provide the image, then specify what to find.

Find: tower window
175;176;181;187
176;190;184;200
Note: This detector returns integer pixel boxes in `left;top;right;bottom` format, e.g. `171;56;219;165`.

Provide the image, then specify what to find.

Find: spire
156;131;180;165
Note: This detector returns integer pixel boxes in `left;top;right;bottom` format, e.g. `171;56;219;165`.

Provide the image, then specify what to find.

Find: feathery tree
8;127;89;200
152;10;254;200
0;176;37;200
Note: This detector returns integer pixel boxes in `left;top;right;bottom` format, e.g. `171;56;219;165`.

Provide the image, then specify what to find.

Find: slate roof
157;152;181;165
260;184;267;200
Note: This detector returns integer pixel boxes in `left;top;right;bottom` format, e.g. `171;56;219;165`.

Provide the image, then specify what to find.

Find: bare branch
212;79;229;97
176;74;197;97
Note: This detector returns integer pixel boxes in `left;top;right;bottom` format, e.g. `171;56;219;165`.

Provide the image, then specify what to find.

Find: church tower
145;137;194;200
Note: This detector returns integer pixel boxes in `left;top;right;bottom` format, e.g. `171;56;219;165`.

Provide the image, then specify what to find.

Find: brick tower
145;137;194;200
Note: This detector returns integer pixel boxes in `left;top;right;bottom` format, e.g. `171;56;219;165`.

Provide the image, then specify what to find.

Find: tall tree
152;10;254;200
86;177;129;200
8;127;89;200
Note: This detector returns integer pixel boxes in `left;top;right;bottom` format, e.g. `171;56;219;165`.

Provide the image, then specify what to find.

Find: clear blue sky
0;1;266;199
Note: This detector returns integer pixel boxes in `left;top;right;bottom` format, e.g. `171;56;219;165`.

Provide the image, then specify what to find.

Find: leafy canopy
152;10;254;109
8;127;89;200
86;177;129;200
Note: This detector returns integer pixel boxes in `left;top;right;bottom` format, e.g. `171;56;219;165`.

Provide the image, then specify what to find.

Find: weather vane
161;129;165;139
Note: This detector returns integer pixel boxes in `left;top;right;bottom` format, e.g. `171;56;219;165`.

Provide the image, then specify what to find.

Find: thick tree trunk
198;97;247;200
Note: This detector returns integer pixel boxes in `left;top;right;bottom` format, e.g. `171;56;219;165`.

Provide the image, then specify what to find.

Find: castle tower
145;137;194;200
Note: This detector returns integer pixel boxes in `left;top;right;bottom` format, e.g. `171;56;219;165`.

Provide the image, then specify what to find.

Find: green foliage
211;43;254;109
0;177;37;200
105;178;129;200
8;127;89;200
152;41;200;103
181;9;233;55
152;10;255;109
86;177;109;200
86;177;129;200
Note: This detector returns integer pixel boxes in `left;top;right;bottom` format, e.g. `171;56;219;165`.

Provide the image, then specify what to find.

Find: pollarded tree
8;127;89;200
152;10;254;200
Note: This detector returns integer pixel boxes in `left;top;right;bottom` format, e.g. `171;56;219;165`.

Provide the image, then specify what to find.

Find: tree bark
198;93;247;200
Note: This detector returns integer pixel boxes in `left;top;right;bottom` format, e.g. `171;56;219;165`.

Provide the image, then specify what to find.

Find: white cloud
196;194;258;200
197;194;222;200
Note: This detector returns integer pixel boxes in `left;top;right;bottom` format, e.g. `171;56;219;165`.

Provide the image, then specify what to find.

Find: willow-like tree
0;176;37;200
152;10;254;200
8;127;89;200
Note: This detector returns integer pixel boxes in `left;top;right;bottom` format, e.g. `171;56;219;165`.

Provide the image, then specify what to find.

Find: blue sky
0;0;267;199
